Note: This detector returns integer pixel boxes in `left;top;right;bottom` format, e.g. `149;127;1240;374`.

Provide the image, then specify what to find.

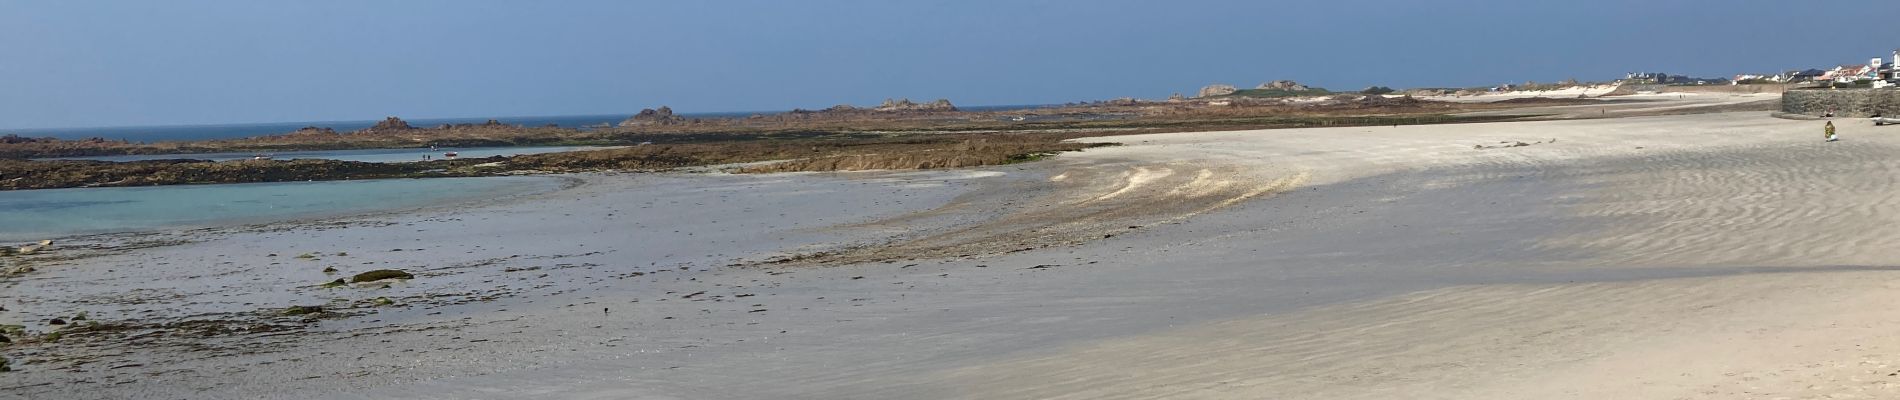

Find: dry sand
8;93;1900;399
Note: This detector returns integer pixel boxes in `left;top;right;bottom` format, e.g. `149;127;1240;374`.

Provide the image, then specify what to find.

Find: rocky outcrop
0;134;55;144
1197;84;1239;98
363;117;415;132
875;98;957;112
620;106;687;127
1258;80;1313;91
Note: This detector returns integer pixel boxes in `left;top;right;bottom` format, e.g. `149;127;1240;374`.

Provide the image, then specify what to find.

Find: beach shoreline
10;93;1900;399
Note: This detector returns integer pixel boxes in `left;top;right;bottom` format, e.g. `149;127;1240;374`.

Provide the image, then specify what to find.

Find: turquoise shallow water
0;176;565;242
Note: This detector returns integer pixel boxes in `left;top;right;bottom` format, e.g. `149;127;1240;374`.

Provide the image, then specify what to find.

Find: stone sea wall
1782;88;1900;117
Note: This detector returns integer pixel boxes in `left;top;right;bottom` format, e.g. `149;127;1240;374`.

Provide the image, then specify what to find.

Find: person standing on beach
1825;121;1838;142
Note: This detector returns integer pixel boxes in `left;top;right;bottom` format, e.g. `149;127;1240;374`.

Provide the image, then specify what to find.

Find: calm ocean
3;114;722;142
5;105;1050;142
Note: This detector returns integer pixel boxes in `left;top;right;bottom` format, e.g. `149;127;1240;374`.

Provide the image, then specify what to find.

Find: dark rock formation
0;158;481;190
620;106;687;127
350;269;414;283
0;134;54;144
361;117;416;133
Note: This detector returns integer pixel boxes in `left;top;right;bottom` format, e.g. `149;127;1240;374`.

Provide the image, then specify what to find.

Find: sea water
6;106;1053;142
0;176;565;242
43;145;616;163
8;115;641;142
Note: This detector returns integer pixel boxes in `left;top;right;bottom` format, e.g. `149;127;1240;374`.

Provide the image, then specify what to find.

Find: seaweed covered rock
350;269;414;283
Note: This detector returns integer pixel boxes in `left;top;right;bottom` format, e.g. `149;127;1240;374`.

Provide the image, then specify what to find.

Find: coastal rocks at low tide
875;98;958;112
436;119;513;130
0;158;486;190
1;134;60;144
1197;84;1239;98
362;116;417;133
350;269;414;283
0;135;133;158
620;106;689;127
289;126;339;135
780;99;960;117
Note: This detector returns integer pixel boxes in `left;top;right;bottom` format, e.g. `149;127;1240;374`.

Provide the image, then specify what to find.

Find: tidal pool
0;176;566;242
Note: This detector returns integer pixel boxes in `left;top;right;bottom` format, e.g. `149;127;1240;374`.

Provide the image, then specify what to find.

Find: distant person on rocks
1825;121;1838;142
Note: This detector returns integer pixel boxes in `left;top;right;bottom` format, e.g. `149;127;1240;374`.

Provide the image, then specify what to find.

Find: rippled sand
9;94;1900;399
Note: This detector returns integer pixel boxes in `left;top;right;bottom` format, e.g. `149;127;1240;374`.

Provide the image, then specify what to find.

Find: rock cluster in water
620;106;688;127
361;117;416;133
875;98;957;112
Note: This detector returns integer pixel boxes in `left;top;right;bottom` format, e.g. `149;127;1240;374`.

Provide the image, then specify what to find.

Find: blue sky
3;0;1898;129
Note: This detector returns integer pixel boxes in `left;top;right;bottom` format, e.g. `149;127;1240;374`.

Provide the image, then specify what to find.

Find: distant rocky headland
0;81;1615;160
0;83;1633;190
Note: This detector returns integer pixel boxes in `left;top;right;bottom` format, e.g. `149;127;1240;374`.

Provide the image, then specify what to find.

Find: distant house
1624;71;1728;85
1772;69;1826;83
1881;50;1900;82
1822;65;1874;83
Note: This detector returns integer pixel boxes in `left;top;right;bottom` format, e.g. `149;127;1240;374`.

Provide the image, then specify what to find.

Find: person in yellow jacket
1825;121;1838;142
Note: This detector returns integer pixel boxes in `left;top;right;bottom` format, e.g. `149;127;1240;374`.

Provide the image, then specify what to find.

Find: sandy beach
9;93;1900;400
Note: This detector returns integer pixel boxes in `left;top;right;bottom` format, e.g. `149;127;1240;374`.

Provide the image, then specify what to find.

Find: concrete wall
1664;84;1789;94
1605;83;1790;96
1782;88;1900;117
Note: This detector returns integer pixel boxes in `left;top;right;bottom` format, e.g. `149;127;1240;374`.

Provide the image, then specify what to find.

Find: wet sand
9;94;1900;399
